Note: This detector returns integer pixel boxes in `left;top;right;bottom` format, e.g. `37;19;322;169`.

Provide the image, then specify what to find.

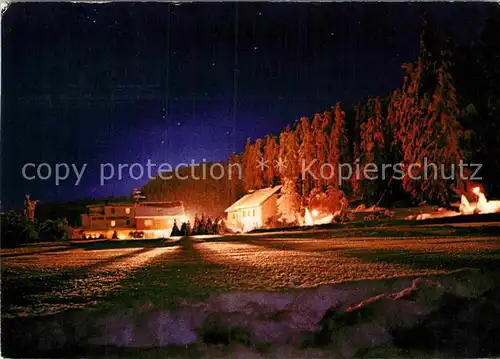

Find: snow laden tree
393;60;425;163
262;135;279;186
312;111;332;190
227;152;244;203
242;138;254;192
389;30;469;205
404;61;468;204
359;98;385;204
388;53;428;204
386;89;402;164
308;108;346;215
328;102;349;192
308;185;344;215
350;103;362;196
254;138;265;189
277;126;301;224
242;138;264;192
277;179;301;225
307;102;347;212
297;116;315;204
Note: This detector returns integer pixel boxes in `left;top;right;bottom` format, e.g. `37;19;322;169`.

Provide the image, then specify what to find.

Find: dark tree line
170;214;227;236
1;210;71;247
142;163;240;219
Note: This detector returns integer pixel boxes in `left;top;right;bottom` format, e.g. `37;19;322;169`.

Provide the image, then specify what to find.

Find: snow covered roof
225;185;282;212
135;205;185;218
87;202;132;208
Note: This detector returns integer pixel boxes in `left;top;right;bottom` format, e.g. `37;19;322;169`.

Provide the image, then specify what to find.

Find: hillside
142;162;244;219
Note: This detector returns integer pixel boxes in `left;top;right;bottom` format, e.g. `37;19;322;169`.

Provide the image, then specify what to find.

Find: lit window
110;220;116;227
125;208;131;214
145;219;152;227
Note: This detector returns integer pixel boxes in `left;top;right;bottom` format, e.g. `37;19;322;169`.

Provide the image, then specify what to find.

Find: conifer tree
404;60;466;204
360;98;385;203
253;138;265;189
217;218;227;234
192;213;200;234
388;50;427;205
351;103;362;195
228;152;244;202
197;213;207;234
277;126;301;223
242;138;255;192
263;135;279;186
206;217;214;234
171;220;180;236
243;138;265;191
328;102;348;190
212;217;220;234
279;126;300;188
312;112;331;190
297;117;315;203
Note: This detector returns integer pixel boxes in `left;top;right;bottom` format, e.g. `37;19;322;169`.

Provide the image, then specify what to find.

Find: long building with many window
80;201;187;239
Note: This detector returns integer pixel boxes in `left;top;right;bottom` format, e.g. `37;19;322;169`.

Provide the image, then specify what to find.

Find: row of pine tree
143;14;500;220
228;29;467;217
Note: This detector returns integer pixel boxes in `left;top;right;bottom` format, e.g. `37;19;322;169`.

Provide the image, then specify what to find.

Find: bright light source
125;208;131;214
461;186;500;215
110;220;116;227
311;209;319;217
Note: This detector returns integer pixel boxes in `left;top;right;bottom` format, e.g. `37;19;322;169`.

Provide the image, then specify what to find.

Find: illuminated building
225;185;282;232
80;201;186;239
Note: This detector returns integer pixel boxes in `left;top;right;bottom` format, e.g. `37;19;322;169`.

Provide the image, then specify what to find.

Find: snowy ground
1;224;500;357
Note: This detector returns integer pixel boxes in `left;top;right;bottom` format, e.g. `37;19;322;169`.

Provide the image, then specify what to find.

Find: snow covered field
1;225;500;357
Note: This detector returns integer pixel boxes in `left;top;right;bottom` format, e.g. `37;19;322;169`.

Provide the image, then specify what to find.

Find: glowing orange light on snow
461;186;500;215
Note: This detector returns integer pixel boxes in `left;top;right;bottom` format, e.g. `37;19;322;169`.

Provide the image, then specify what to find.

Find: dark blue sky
1;2;493;210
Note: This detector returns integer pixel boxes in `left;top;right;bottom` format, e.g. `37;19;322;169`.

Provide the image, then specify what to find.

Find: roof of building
141;201;184;208
225;185;282;212
87;202;132;208
87;201;183;209
135;205;185;218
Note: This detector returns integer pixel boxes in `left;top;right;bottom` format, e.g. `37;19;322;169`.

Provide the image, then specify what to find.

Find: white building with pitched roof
225;185;282;232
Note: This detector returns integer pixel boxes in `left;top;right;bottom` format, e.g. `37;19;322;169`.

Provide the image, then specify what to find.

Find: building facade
225;185;282;232
81;201;186;239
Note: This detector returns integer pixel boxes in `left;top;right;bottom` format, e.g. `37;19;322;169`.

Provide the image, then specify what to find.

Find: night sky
1;2;493;210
